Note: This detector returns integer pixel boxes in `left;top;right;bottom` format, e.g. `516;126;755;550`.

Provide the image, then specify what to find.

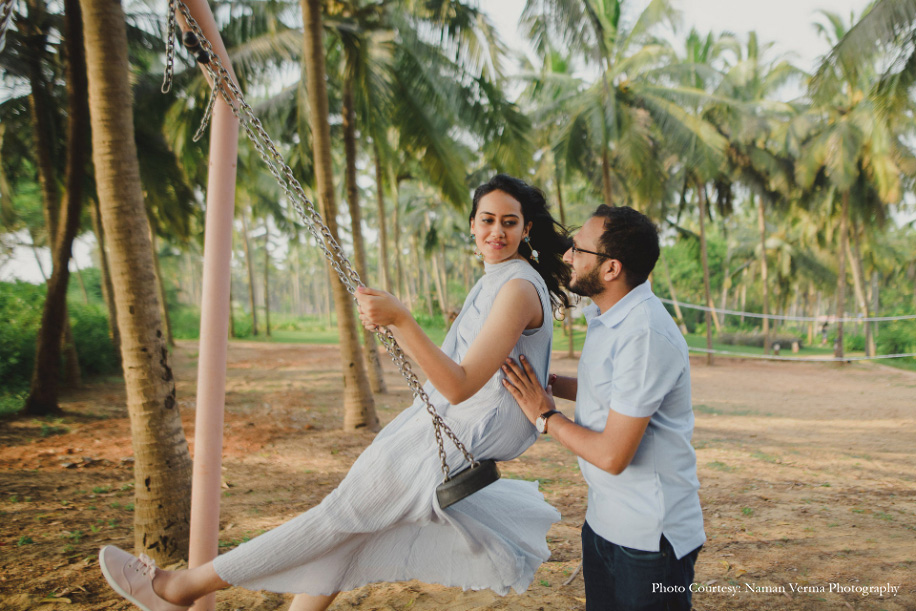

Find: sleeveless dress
212;258;561;596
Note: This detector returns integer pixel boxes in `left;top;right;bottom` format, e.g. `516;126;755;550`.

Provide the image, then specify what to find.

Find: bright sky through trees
486;0;873;74
0;0;881;283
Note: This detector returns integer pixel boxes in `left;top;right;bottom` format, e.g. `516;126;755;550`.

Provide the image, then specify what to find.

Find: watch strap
538;409;561;433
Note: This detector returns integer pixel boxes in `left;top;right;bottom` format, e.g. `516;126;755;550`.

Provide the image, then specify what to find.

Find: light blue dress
213;258;560;596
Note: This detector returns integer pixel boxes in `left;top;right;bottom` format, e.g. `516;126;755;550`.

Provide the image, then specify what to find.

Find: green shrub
170;305;202;340
0;281;46;391
843;331;866;352
0;280;118;397
877;321;916;355
231;315;253;339
68;302;119;377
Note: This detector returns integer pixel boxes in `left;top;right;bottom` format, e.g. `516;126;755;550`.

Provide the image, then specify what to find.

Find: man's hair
592;205;659;289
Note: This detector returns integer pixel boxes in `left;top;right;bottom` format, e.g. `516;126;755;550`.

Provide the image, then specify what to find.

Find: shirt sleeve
610;329;685;418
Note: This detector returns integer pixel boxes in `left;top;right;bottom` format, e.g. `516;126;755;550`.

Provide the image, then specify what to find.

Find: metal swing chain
161;0;177;93
162;3;476;482
0;0;15;54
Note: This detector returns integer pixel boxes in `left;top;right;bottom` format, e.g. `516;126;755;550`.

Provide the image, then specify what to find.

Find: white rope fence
659;297;916;323
654;299;916;361
688;347;916;362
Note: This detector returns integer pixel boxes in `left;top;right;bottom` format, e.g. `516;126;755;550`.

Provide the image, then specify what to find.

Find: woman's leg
153;562;230;606
288;592;339;611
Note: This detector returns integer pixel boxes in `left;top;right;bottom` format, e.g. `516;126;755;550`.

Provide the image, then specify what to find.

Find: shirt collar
594;281;654;328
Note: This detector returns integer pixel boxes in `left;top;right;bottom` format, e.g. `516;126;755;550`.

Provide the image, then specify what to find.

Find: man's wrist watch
536;409;561;434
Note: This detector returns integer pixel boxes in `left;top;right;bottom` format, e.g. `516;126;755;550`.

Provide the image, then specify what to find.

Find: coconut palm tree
801;9;916;359
812;0;916;113
301;0;378;431
21;0;88;415
79;0;192;562
523;0;728;214
708;31;803;353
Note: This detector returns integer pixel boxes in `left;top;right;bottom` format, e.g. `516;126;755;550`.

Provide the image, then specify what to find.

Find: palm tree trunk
373;146;391;292
80;0;192;562
719;242;731;328
24;0;83;387
263;221;271;337
870;270;879;350
438;243;449;313
911;261;916;313
324;266;333;326
807;283;816;347
342;80;385;393
241;207;258;336
834;191;850;361
601;147;613;207
90;197;121;358
30;237;49;281
425;214;447;315
25;3;60;244
552;164;574;356
292;238;303;316
302;0;378;431
23;0;88;415
61;320;82;388
697;186;713;365
390;174;404;301
0;125;14;226
414;235;432;318
755;193;771;354
149;229;175;347
74;261;90;303
229;283;236;338
847;226;874;356
739;269;747;326
661;252;688;335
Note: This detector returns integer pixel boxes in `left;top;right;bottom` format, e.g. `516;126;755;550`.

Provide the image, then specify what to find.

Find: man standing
503;205;704;611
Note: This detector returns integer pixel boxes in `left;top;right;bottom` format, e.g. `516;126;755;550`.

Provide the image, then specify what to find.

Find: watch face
536;416;546;433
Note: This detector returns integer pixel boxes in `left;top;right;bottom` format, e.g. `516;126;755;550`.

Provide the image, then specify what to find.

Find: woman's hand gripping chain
355;286;409;332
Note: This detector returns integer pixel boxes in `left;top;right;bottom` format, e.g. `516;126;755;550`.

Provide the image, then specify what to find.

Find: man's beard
567;264;604;297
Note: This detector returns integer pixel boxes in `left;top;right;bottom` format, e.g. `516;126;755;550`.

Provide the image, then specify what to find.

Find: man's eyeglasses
570;244;611;258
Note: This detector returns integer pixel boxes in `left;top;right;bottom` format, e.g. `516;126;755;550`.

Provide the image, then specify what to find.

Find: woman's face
470;190;532;265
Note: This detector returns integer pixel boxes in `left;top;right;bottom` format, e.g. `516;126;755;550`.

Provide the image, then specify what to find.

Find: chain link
166;0;476;480
161;0;177;93
193;83;219;142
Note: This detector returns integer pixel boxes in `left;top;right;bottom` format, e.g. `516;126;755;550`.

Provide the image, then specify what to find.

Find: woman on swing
99;173;571;611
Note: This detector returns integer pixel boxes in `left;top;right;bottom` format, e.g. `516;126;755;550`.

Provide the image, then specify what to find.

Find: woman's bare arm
356;279;543;404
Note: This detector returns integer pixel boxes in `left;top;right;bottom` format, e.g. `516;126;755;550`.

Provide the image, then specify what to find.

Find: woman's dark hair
591;204;660;289
470;174;571;310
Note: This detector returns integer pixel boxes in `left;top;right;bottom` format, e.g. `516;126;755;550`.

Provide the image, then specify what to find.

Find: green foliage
0;392;26;417
0;281;46;391
68;302;120;377
169;305;203;340
657;235;728;332
66;267;106;307
877;320;916;356
0;281;119;404
843;332;866;352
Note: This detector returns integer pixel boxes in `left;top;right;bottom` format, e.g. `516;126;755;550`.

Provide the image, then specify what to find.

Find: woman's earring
471;233;483;260
524;236;539;263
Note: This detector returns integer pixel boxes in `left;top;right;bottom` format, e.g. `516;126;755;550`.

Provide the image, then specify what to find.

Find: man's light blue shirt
576;281;705;559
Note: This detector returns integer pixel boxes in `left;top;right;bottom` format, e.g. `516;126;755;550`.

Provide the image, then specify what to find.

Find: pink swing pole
174;2;239;610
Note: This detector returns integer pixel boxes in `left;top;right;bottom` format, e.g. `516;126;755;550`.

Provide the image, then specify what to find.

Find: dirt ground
1;340;914;611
